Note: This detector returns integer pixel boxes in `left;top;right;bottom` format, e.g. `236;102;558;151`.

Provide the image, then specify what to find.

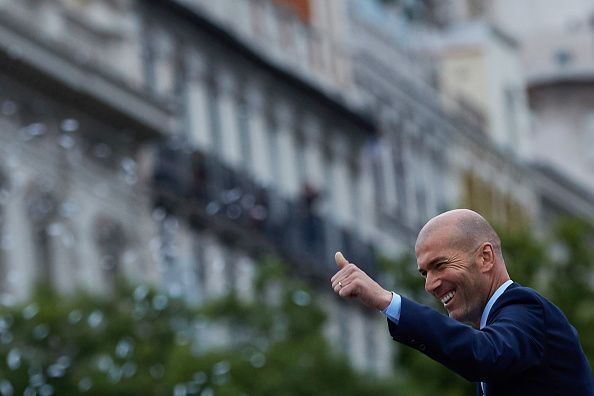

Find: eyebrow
418;256;449;275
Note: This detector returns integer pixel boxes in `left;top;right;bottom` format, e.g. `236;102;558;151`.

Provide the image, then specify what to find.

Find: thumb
335;251;349;269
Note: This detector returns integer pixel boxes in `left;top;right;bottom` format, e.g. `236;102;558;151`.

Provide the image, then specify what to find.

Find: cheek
455;274;478;299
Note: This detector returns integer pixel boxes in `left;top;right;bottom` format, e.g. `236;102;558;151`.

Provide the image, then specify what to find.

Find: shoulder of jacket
493;284;546;310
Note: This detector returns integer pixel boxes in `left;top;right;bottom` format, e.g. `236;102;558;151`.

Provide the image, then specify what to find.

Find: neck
488;272;511;300
474;268;510;328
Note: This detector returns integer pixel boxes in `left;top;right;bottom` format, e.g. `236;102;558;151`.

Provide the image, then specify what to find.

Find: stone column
402;120;419;226
203;235;226;300
380;136;398;215
51;220;76;293
329;134;352;227
274;100;299;197
235;254;255;303
186;50;212;151
349;308;367;372
176;223;195;300
153;28;176;97
216;69;243;167
357;138;377;239
425;136;441;218
246;83;272;185
3;175;36;300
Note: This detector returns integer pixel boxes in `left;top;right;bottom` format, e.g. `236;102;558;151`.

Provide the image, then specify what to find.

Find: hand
331;252;393;311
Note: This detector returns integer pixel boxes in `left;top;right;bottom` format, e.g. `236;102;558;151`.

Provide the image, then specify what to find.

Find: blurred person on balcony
298;183;322;254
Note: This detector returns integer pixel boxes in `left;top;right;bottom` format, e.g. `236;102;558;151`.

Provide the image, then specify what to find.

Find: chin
447;311;460;321
449;310;470;324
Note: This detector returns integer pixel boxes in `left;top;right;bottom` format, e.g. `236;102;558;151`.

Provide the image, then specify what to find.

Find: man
331;209;593;395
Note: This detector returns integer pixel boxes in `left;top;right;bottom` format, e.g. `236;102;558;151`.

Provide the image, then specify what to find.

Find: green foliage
501;217;594;367
189;258;404;396
0;259;403;395
0;281;201;395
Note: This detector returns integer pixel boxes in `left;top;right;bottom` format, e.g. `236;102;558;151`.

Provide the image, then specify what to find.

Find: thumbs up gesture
331;252;393;311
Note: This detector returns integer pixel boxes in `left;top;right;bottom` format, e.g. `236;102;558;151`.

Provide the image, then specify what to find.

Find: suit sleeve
388;290;545;382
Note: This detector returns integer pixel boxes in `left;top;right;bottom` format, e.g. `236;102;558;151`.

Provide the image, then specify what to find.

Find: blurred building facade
0;0;593;377
490;0;594;197
348;0;539;235
406;0;594;221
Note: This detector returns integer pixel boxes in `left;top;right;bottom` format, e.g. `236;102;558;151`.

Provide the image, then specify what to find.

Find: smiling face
415;225;490;326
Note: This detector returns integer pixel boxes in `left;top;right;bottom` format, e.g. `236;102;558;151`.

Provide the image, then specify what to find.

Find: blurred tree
0;258;403;395
0;281;200;395
501;217;594;367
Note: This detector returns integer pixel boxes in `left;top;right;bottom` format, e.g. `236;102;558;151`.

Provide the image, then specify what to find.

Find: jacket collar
480;280;515;329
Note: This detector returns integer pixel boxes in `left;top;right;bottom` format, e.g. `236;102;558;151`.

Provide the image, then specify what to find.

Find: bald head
416;209;503;260
415;210;509;326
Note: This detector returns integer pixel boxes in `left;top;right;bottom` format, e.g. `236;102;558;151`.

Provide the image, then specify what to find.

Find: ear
478;243;495;272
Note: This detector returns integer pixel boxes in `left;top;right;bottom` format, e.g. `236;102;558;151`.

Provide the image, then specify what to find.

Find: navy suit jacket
388;283;593;395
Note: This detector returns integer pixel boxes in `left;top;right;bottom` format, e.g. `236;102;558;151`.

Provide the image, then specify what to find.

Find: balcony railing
172;0;353;97
152;142;376;279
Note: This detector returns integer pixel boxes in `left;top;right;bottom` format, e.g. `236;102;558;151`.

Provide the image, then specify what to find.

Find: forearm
388;297;545;382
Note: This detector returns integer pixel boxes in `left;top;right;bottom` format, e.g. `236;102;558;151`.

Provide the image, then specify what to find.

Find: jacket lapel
476;382;483;396
485;282;519;326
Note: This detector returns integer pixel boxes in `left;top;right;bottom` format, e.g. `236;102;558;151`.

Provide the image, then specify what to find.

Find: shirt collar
480;280;514;329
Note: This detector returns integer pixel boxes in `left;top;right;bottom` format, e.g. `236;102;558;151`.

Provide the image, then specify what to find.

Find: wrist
378;290;393;311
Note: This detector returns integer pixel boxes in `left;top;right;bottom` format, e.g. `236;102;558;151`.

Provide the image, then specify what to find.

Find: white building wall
530;87;594;194
484;33;532;158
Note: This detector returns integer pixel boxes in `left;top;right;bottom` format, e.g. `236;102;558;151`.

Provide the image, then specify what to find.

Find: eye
435;262;446;270
420;270;427;278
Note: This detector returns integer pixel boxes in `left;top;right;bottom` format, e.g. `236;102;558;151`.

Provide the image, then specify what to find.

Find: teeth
440;291;455;305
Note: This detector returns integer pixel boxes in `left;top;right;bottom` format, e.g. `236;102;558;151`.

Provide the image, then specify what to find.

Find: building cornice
530;163;594;222
147;0;377;136
0;12;174;139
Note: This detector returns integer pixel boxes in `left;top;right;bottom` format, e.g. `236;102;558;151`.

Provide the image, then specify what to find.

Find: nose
425;272;441;295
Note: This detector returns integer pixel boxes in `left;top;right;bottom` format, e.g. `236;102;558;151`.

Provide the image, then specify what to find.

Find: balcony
152;141;376;280
169;0;353;102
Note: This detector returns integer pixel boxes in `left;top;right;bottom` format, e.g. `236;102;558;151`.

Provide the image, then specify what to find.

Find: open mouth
440;290;456;307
